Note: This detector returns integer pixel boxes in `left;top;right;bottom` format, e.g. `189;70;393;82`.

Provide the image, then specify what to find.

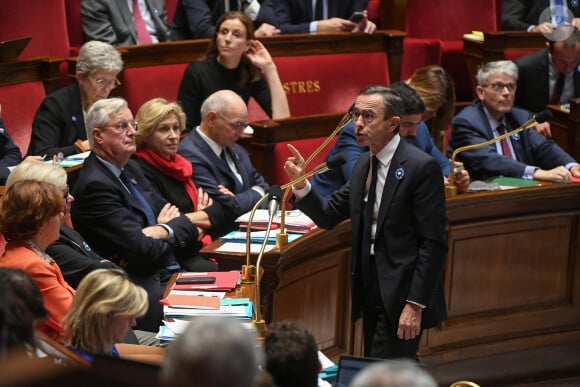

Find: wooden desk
0;56;62;94
202;183;580;384
548;99;580;160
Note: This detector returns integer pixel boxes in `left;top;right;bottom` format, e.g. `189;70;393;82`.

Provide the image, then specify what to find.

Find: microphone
267;185;282;219
446;109;553;197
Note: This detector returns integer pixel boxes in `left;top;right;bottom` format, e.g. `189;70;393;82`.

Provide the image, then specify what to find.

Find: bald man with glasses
178;90;269;235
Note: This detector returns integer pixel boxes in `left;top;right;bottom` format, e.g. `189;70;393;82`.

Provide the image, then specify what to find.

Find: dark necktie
550;72;565;105
314;0;324;20
133;0;152;44
496;124;515;160
120;170;157;226
361;155;379;288
221;148;243;193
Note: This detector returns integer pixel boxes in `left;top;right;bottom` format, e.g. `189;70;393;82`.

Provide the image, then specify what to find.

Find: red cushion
0;0;70;58
406;0;498;40
401;38;442;80
166;0;179;25
273;52;389;117
365;0;380;24
122;64;189;113
65;0;83;50
504;49;536;61
0;82;46;154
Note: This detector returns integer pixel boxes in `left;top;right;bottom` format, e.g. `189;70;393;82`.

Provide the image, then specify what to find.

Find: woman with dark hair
0;180;75;343
177;11;290;130
0;268;47;359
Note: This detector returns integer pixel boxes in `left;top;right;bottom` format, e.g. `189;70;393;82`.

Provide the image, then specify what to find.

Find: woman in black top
177;11;290;130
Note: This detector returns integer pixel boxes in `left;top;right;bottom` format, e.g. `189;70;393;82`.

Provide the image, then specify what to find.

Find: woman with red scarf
133;98;230;269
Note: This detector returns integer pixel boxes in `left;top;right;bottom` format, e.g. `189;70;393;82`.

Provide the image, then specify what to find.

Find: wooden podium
201;183;580;384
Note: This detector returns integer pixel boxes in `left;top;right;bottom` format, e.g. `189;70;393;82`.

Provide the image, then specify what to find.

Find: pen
41;154;47;161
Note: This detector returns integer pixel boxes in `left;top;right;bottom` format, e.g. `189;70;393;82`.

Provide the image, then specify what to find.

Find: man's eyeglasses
349;108;376;124
103;120;138;132
89;76;121;90
217;113;248;131
484;82;516;93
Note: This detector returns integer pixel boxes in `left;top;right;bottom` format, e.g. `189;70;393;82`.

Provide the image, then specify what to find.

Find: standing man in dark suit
82;0;171;46
178;90;269;235
450;60;580;182
284;85;448;359
170;0;279;40
274;0;376;34
501;0;580;32
71;97;216;332
514;29;580;117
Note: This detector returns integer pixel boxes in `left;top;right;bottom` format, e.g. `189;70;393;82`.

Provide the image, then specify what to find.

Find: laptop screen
335;355;380;387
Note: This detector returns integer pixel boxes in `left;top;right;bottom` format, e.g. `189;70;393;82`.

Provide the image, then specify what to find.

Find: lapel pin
512;133;520;141
394;167;405;180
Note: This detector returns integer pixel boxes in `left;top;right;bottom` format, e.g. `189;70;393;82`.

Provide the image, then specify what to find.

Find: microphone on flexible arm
275;112;352;249
446;109;553;197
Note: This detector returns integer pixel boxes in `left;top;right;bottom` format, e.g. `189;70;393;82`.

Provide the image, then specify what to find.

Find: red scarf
135;147;212;247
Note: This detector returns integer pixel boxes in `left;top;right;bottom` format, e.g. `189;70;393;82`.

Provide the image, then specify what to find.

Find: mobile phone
349;11;365;23
176;276;216;284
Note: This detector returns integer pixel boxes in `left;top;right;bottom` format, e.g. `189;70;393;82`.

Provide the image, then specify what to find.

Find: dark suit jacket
71;153;198;331
28;83;85;158
296;139;448;328
450;99;577;181
514;49;580;113
178;130;269;229
501;0;580;31
46;225;121;289
170;0;278;40
0;119;22;184
81;0;171;46
274;0;368;34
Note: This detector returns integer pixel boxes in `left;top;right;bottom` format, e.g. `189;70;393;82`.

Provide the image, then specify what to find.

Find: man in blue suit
284;85;448;359
311;82;470;198
71;98;217;332
450;60;580;182
178;90;269;234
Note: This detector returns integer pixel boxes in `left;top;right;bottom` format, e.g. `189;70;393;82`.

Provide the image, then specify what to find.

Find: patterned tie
550;72;565;105
120;170;157;226
497;124;515;160
133;0;152;44
360;155;379;288
221;148;243;193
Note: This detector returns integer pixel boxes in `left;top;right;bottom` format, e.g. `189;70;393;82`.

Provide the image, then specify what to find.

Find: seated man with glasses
28;40;123;158
178;90;270;234
72;97;218;333
449;60;580;182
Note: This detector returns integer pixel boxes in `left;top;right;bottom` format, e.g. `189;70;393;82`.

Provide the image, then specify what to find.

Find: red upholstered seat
402;0;499;101
0;0;70;59
166;0;179;24
122;63;189;114
0;81;46;154
65;0;84;55
365;0;380;25
271;52;390;118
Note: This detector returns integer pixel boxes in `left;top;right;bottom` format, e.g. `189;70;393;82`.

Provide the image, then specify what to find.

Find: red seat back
0;82;46;154
165;0;179;24
122;63;189;113
65;0;84;53
273;52;390;117
0;0;70;58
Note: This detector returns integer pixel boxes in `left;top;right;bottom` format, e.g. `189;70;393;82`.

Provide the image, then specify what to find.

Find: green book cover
487;176;541;187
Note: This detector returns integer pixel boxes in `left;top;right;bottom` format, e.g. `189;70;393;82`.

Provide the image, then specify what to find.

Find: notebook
335;355;380;387
0;36;31;62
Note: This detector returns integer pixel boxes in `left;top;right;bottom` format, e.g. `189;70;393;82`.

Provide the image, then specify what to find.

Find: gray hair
5;162;67;192
76;40;123;75
350;359;438;387
200;92;229;118
85;97;129;147
476;60;518;86
160;317;261;387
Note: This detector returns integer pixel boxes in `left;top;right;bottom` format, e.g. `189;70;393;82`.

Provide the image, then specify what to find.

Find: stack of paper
236;209;317;233
163;298;253;319
220;229;303;245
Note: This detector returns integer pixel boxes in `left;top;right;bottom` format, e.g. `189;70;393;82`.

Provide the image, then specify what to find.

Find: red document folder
172;271;241;291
